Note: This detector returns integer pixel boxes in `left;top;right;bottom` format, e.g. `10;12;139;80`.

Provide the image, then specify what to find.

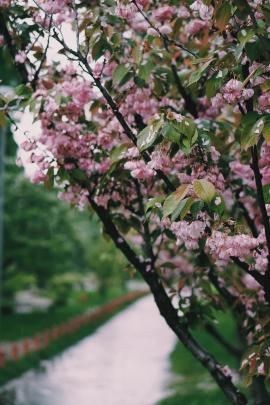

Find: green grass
0;294;141;386
0;289;124;341
159;313;249;405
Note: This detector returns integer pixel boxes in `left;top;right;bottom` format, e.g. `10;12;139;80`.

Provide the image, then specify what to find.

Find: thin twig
32;15;53;89
131;0;196;57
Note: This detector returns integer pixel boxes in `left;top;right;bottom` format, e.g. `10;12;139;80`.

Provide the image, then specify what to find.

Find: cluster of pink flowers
251;231;269;274
136;0;149;7
124;159;154;180
32;169;48;184
22;72;115;192
158;250;194;277
39;0;69;14
229;161;254;188
115;3;136;22
186;19;208;36
15;51;27;64
206;231;258;267
211;80;254;111
221;79;254;105
60;78;93;110
171;220;206;250
58;186;89;211
148;149;172;174
190;0;213;21
258;92;270;113
92;60;117;79
120;88;163;123
152;6;176;21
20;140;36;152
175;156;225;192
0;0;10;8
260;146;270;186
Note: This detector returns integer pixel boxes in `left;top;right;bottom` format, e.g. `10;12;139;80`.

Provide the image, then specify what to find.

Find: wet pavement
0;296;175;405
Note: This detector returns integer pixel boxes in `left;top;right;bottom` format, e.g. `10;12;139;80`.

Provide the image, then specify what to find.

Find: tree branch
238;199;258;238
32;16;53;90
52;30;176;192
205;323;242;359
208;269;240;308
131;0;196;57
170;62;198;118
131;0;198;117
134;179;155;265
250;145;270;268
88;197;247;405
240;64;270;261
232;257;266;286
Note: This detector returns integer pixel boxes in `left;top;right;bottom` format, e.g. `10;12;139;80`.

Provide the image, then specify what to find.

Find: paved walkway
0;295;176;405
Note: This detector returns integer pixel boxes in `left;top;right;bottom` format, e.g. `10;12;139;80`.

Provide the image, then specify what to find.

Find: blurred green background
0;46;130;338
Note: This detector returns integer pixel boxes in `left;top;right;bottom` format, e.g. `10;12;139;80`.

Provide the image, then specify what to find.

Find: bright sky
13;16;78;177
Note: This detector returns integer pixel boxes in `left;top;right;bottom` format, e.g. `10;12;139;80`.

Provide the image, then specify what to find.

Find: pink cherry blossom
0;0;10;7
206;231;258;267
15;51;27;64
186;19;208;36
152;6;176;21
190;0;214;20
171;220;206;250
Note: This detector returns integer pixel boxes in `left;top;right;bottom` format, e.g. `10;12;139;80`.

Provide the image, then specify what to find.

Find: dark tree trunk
251;377;270;405
89;198;248;405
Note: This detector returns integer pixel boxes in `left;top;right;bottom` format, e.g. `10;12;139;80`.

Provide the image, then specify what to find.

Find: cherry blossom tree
1;0;270;403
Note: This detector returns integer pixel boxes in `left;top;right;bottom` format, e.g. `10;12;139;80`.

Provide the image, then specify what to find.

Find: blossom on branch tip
15;51;27;64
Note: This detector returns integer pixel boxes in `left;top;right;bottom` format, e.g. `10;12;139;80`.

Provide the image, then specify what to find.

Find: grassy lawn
159;313;249;405
0;289;124;342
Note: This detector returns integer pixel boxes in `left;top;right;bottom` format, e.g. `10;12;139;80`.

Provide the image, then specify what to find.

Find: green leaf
237;29;255;45
112;64;130;85
72;168;88;182
138;61;154;82
262;4;270;24
177;118;197;140
263;184;270;203
262;80;270;93
110;144;128;163
241;111;259;128
190;200;204;217
163;184;190;217
44;167;54;190
193;179;216;203
113;215;131;234
163;118;198;151
215;1;232;31
241;118;264;150
234;0;250;19
263;121;270;145
209;194;225;216
0;96;6;108
0;111;7;128
92;34;111;60
205;76;224;98
188;59;213;86
15;84;32;98
137;119;163;152
171;197;193;221
145;196;165;212
162;122;181;143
